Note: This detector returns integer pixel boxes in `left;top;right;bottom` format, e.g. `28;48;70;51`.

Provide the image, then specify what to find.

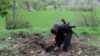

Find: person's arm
51;35;56;44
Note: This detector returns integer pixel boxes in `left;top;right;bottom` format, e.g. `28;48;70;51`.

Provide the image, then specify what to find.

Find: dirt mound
12;33;100;56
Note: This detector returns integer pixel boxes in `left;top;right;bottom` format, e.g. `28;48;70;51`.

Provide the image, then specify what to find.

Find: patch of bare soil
11;33;100;56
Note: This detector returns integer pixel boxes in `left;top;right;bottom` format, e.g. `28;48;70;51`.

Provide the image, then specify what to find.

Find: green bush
32;2;47;10
6;18;32;30
77;11;100;27
78;7;93;11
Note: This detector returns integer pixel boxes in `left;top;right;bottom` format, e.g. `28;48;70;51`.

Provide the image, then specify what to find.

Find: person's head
51;24;59;35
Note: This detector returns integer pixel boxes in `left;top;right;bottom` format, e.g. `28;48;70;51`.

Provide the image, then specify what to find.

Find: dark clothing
51;24;73;52
55;34;65;47
63;32;72;51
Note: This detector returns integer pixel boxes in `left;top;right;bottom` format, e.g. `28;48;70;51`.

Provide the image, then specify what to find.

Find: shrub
6;18;32;30
77;11;100;27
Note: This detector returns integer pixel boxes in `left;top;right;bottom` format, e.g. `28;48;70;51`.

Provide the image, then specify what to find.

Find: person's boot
59;51;67;56
54;46;60;51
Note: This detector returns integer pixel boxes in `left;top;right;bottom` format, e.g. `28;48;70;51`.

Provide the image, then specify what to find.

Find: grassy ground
1;9;100;29
0;10;100;36
0;10;100;56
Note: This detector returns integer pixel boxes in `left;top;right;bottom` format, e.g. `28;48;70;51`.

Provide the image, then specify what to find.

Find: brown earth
10;32;100;56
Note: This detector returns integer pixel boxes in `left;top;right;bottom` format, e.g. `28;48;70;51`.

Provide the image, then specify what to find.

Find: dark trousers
55;32;72;52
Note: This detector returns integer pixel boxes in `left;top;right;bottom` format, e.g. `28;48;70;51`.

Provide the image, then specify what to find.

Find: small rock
0;48;3;52
87;38;90;41
41;51;45;54
78;48;81;50
8;37;12;40
78;50;82;55
37;50;41;54
85;55;88;56
72;51;75;53
30;51;34;54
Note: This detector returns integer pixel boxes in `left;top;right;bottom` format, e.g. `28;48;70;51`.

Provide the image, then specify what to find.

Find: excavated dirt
11;32;100;56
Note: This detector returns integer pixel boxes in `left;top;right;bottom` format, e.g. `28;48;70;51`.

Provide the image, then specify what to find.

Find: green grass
0;28;51;37
0;9;100;36
16;10;77;28
0;27;100;38
3;10;93;28
0;10;100;55
74;27;100;35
